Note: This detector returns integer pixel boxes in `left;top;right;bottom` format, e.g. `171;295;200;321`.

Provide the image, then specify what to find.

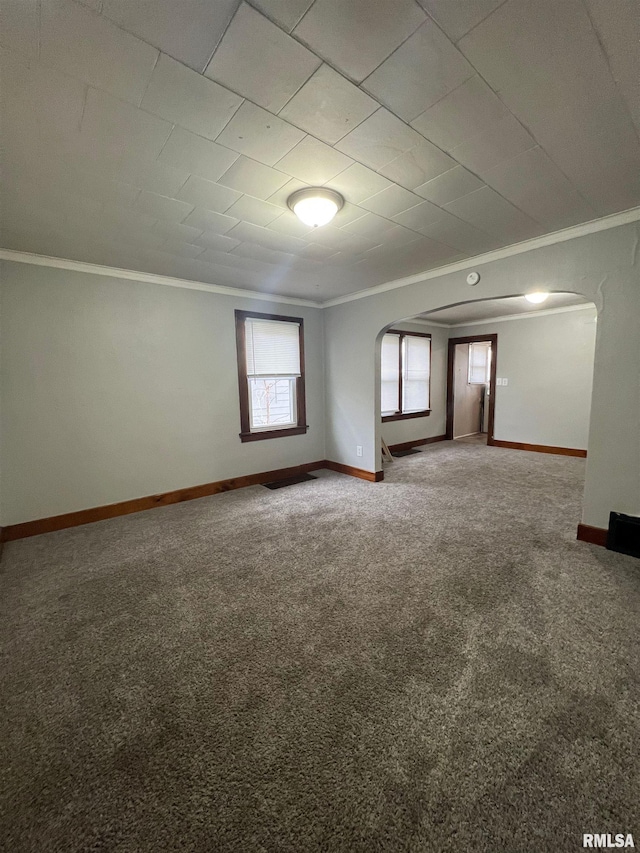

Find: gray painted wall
2;220;638;531
324;221;640;529
455;307;597;449
0;262;325;525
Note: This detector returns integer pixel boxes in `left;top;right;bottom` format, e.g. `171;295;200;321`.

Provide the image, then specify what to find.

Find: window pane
245;318;300;377
468;342;490;384
402;336;430;411
381;334;400;414
249;377;296;429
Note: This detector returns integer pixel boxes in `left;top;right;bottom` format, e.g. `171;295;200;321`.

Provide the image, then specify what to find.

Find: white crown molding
397;317;451;328
0;249;322;308
393;302;594;329
448;302;595;328
2;205;639;312
321;206;640;308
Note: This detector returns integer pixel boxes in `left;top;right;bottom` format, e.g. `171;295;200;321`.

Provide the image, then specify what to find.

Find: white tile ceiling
1;0;639;301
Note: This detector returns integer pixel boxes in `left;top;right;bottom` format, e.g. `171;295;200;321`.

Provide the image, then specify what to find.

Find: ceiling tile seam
65;0;163;73
133;48;161;109
358;14;445;100
288;0;319;36
76;80;90;134
242;0;313;35
408;71;482;126
394;7;596;217
25;0;562;248
431;103;590;229
289;8;426;88
250;62;321;126
37;0;42;60
441;149;555;234
453;44;599;219
54;0;538;232
200;0;243;73
580;0;640;150
47;0;379;158
35;3;258;135
63;42;250;145
477;143;594;228
448;0;510;45
321;207;640;308
275;75;380;146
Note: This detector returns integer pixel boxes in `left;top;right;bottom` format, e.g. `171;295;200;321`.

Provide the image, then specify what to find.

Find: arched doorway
376;291;597;471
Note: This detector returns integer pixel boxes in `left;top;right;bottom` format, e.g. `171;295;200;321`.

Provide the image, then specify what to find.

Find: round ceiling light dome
288;187;344;228
525;291;549;304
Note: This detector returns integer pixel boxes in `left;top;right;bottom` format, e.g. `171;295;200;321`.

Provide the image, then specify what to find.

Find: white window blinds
468;342;490;384
381;334;400;414
402;335;430;412
245;318;301;377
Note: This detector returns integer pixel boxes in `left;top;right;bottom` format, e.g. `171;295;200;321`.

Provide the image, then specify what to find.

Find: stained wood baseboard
576;523;607;547
2;461;326;542
387;434;447;453
1;459;385;542
323;460;384;482
491;439;587;458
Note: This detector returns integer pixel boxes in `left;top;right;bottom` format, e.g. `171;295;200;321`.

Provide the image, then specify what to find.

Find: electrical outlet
503;378;509;386
496;378;503;386
356;445;363;457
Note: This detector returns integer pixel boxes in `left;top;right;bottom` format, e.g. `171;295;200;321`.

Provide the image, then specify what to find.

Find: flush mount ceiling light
525;291;550;304
288;187;344;228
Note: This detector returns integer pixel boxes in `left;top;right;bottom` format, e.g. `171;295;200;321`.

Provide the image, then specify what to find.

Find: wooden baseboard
577;523;607;547
2;461;327;542
323;460;384;482
387;434;447;453
1;458;388;542
491;439;587;458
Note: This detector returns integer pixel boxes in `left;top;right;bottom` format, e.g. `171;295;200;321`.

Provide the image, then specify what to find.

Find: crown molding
394;302;594;330
448;302;595;328
396;317;451;328
321;206;640;308
0;249;322;308
2;205;639;312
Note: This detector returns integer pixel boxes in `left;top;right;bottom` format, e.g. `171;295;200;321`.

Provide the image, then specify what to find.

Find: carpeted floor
1;441;639;852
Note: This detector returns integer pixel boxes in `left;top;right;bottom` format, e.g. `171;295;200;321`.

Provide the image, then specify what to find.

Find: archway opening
375;291;597;475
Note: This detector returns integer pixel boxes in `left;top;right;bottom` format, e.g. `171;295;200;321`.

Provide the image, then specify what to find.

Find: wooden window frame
381;329;432;423
235;309;308;443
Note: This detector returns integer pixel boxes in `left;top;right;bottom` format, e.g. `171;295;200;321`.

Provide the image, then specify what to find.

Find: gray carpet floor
2;441;639;852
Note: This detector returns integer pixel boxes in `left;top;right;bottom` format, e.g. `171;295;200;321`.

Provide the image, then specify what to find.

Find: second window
381;330;431;421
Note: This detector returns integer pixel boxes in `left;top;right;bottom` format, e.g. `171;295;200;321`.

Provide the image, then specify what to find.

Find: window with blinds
381;334;401;415
235;311;307;442
468;341;491;385
381;330;431;419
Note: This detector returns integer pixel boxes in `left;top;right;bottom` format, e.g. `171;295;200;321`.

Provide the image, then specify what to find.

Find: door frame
446;334;498;443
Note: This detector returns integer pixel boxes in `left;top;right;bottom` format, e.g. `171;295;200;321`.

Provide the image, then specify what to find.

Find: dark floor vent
607;512;640;558
391;448;422;458
263;473;318;490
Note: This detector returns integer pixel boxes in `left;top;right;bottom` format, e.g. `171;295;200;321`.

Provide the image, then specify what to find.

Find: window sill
382;410;431;423
240;425;309;442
